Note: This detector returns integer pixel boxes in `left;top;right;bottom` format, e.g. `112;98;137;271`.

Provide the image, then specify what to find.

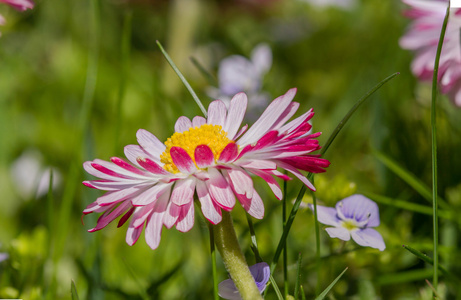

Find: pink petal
236;189;264;219
110;157;147;176
207;100;227;127
170;147;197;173
277;161;315;191
89;201;132;232
192;116;206;127
137;157;169;175
223;93;248;140
170;178;195;206
176;201;195;232
195;144;215;168
249;169;282;200
175;116;192;133
225;167;254;199
131;183;171;206
218;142;239;163
144;193;169;250
268;102;300;132
126;225;143;246
93;185;145;206
236;159;277;170
280;156;330;173
132;201;157;228
207;168;235;210
136;129;166;157
124;144;158;168
118;207;135;227
196;180;222;224
163;201;181;229
237;88;297;146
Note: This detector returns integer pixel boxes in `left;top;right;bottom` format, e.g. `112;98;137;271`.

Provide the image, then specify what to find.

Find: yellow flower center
341;220;359;231
160;124;233;173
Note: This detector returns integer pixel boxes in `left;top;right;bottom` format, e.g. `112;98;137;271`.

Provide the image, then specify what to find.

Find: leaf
314;267;348;300
71;280;80;300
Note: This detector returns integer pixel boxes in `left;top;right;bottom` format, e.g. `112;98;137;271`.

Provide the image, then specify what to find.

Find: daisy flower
218;262;270;300
309;194;385;251
400;0;461;106
83;88;330;250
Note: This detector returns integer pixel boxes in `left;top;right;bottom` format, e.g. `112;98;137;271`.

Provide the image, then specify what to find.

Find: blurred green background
1;0;461;299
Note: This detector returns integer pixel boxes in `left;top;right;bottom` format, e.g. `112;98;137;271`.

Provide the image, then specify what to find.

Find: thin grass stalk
294;253;302;300
311;178;321;296
431;3;450;291
269;73;398;277
208;225;219;300
114;11;132;153
156;40;208;117
283;178;288;298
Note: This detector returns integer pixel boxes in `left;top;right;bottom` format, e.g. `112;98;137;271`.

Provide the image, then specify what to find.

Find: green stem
213;211;262;300
431;4;450;291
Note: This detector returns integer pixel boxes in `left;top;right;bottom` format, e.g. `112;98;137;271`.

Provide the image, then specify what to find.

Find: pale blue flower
218;262;270;300
309;194;385;251
208;44;272;119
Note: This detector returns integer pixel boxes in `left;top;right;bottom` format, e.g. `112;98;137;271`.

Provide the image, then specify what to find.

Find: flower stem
213;211;263;300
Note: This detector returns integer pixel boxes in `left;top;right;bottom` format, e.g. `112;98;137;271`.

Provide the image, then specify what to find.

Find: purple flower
218;262;270;300
309;194;385;251
400;0;461;106
207;44;272;119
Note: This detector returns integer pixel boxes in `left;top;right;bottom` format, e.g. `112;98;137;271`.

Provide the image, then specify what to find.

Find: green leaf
314;267;348;300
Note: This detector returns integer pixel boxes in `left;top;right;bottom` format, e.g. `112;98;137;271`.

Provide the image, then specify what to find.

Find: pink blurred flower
83;89;330;250
0;0;34;34
400;0;461;106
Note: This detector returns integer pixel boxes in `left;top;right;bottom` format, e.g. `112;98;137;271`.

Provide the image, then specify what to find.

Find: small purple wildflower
309;194;385;251
218;262;270;300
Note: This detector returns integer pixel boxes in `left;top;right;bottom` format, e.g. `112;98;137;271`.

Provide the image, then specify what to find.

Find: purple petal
218;262;270;300
351;228;386;251
308;204;340;227
325;227;351;241
337;194;380;227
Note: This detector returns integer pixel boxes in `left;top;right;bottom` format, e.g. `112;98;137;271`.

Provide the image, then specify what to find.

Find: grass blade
372;150;448;209
190;56;218;86
294;253;302;300
430;2;450;291
71;280;80;300
314;267;348;300
156;40;208;117
270;73;398;277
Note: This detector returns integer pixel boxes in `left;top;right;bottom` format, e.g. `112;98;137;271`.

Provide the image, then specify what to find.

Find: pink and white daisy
400;0;461;106
83;88;330;250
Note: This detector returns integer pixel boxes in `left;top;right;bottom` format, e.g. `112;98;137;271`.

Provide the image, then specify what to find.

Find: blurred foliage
1;0;461;299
